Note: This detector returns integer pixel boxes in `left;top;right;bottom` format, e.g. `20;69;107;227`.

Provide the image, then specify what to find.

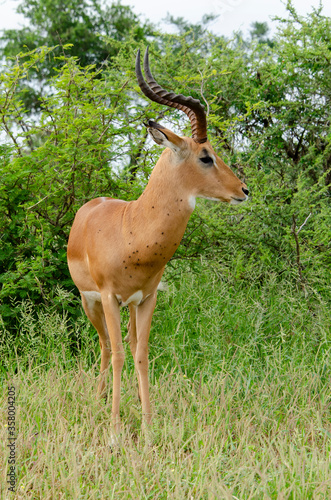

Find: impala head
136;48;249;206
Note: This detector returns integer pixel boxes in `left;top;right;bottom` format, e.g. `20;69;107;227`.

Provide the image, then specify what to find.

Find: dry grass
1;269;331;498
1;346;331;499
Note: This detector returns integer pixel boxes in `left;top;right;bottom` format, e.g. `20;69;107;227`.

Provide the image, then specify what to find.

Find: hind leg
81;291;111;397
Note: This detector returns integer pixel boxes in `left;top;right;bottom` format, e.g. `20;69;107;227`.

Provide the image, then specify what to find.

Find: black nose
242;187;249;196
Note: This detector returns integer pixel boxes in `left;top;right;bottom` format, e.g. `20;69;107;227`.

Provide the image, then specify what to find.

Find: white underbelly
116;290;144;307
81;290;146;308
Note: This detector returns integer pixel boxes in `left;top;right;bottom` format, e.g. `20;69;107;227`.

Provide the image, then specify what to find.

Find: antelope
67;48;249;438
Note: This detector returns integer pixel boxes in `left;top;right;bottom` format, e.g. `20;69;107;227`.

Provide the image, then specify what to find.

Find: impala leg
80;293;111;397
125;304;138;361
100;292;123;435
135;292;157;425
126;304;144;401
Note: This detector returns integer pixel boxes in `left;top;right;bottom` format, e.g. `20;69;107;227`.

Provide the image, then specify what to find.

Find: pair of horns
135;48;208;144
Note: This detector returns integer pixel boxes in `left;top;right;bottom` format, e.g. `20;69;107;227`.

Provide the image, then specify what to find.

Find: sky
0;0;329;38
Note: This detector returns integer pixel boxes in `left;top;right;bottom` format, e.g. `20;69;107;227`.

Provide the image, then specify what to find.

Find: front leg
135;292;157;424
100;291;123;435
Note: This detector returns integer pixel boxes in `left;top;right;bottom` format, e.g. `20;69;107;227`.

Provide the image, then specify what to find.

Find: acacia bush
0;45;150;326
0;5;330;332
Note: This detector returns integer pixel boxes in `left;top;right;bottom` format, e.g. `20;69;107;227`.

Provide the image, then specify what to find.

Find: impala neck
131;150;194;255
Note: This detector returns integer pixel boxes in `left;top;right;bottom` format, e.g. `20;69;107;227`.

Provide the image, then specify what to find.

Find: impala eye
200;156;213;166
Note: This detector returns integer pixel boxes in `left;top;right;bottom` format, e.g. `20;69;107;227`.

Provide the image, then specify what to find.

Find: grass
1;264;331;498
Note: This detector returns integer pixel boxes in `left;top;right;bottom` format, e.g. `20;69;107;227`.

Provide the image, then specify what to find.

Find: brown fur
67;126;248;437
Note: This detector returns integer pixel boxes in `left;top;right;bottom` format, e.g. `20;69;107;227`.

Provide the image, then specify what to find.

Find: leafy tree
0;3;330;334
0;0;153;111
1;0;151;66
249;21;274;47
0;45;150;327
182;3;331;289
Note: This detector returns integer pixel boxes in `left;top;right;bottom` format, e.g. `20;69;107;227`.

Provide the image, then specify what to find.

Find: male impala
67;48;248;437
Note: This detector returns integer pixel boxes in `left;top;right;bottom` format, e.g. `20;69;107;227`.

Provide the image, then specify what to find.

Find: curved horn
135;48;208;144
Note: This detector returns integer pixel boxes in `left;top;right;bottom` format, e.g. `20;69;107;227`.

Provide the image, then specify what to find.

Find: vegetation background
0;0;330;497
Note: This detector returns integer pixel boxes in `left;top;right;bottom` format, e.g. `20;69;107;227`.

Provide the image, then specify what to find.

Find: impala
67;48;248;437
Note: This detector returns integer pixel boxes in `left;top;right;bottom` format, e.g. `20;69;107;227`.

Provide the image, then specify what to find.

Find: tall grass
1;265;331;498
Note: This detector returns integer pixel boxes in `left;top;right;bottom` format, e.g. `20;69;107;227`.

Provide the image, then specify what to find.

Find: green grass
1;265;331;498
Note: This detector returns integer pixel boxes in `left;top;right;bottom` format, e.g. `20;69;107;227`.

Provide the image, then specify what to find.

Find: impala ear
146;120;186;154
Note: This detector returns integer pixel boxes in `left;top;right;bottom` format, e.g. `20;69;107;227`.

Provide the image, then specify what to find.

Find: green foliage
2;262;330;380
249;21;274;47
0;3;330;331
175;5;331;292
0;0;153;111
0;45;151;326
0;4;330;492
1;0;152;65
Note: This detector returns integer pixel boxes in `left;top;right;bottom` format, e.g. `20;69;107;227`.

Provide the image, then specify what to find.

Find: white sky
0;0;329;38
